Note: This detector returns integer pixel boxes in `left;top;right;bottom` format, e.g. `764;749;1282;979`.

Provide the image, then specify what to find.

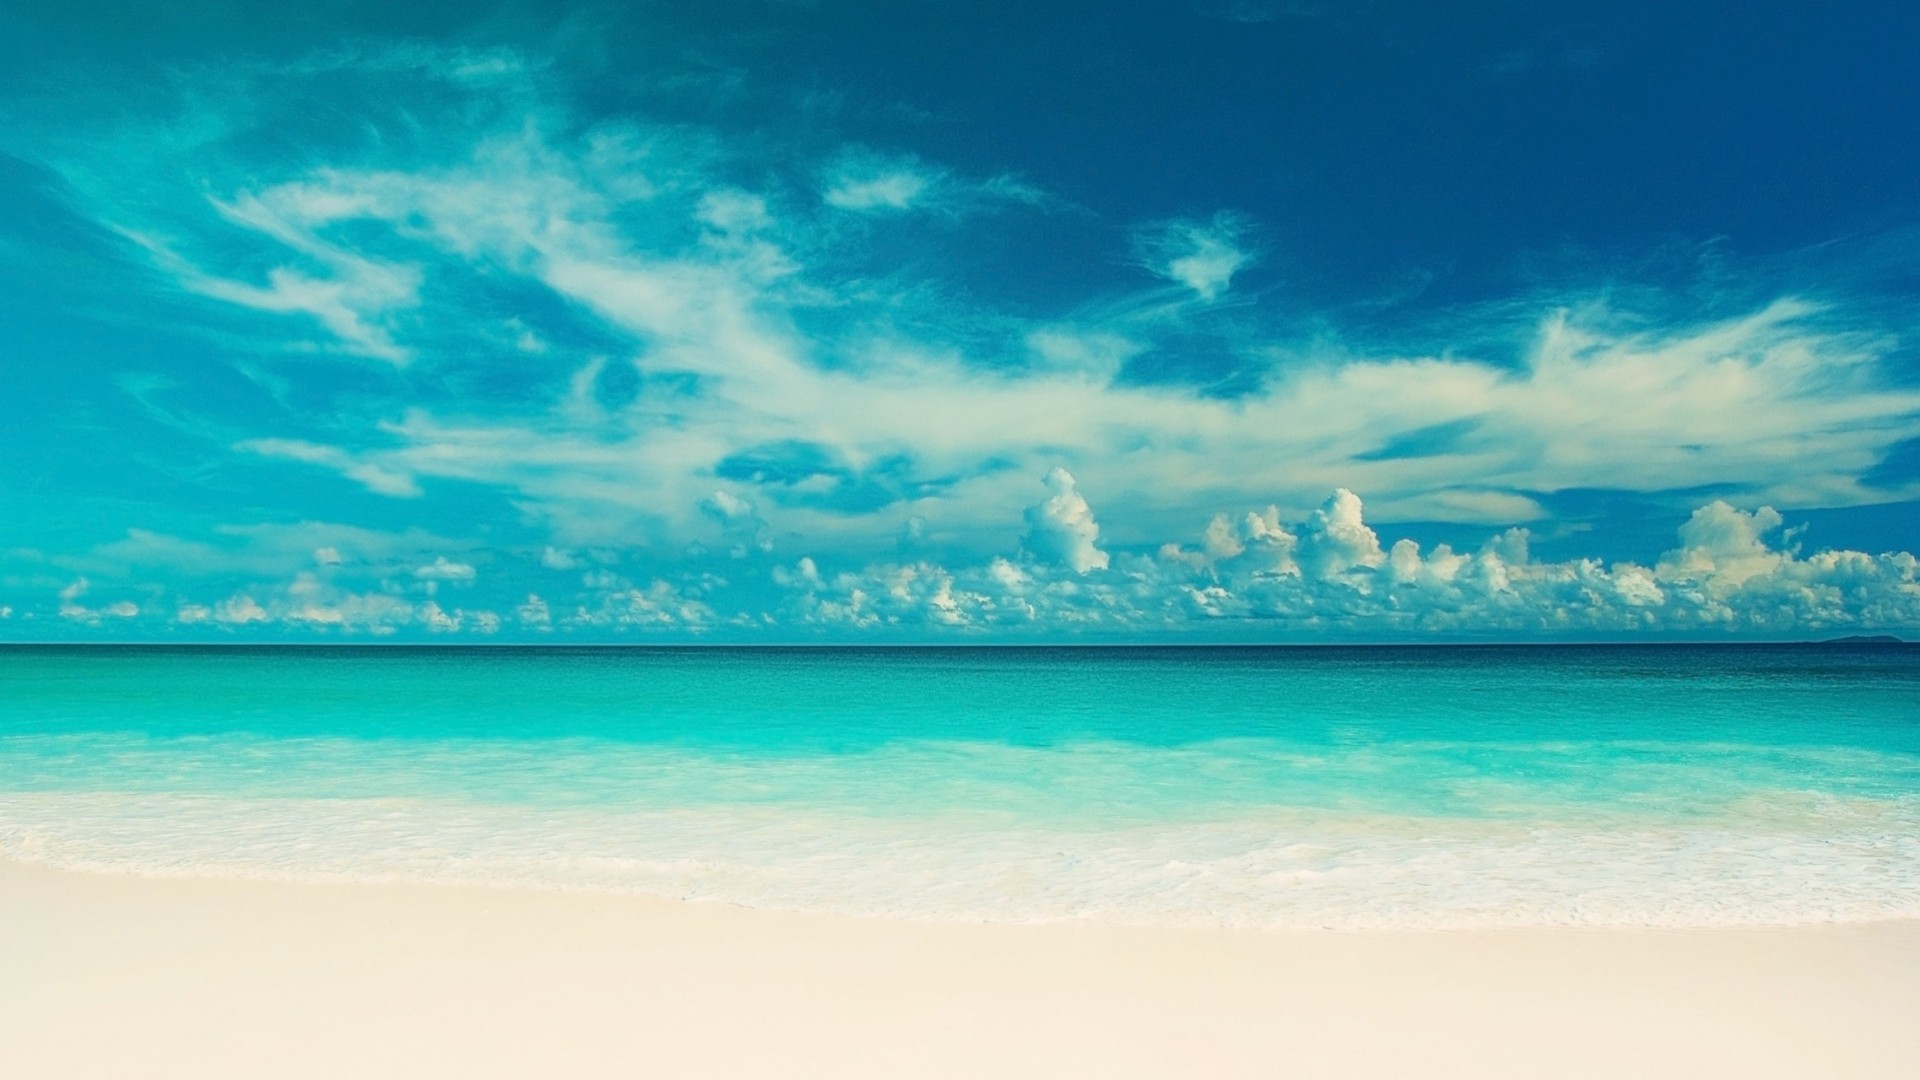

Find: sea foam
2;737;1916;929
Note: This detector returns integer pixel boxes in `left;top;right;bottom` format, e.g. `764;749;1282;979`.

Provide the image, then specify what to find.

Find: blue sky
2;0;1918;640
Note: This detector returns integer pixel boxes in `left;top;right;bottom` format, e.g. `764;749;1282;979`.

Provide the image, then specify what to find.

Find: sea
1;644;1915;929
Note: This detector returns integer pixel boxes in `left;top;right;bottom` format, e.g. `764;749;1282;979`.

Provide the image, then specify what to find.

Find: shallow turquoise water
2;645;1916;927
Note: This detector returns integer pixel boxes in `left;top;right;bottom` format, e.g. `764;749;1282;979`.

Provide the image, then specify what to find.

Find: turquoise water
2;644;1916;927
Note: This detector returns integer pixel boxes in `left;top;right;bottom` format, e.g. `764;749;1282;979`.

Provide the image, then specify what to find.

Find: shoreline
4;860;1916;1078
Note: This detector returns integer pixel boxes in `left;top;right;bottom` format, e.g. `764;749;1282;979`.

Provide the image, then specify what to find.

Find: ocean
1;644;1915;929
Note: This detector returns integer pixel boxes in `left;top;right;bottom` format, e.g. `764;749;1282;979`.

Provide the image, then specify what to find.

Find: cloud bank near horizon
23;474;1920;640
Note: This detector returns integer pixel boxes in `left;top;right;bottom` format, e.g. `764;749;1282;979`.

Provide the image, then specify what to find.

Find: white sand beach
2;860;1915;1079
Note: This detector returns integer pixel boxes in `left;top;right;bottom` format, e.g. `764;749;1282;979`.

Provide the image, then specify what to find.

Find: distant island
1816;634;1908;644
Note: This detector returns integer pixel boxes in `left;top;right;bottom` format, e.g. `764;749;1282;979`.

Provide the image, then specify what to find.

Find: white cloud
414;556;477;583
1137;213;1254;301
1296;489;1386;578
698;189;773;233
57;579;100;622
540;547;581;570
58;579;142;624
419;601;461;632
216;595;271;623
699;490;756;523
505;318;549;354
822;159;936;212
140;568;501;637
776;484;1920;637
238;438;421;497
1024;327;1141;378
1656;502;1787;587
1022;467;1110;574
699;490;771;556
67;522;473;587
516;593;552;627
568;578;717;630
819;152;1042;216
128;191;422;363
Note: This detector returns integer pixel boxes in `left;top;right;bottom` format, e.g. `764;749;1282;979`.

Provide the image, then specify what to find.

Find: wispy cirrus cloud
239;438;422;497
822;158;936;212
1134;212;1256;302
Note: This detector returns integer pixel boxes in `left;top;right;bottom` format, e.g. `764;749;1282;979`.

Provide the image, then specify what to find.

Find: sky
2;0;1918;641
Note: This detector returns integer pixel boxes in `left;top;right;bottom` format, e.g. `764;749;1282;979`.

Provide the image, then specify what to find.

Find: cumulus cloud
113;566;501;638
775;485;1920;637
540;547;581;570
413;556;477;583
55;579;139;624
266;572;492;635
569;577;717;630
1022;467;1109;573
417;601;461;632
27;475;1917;639
516;593;552;627
1296;489;1386;578
216;595;270;623
699;490;756;524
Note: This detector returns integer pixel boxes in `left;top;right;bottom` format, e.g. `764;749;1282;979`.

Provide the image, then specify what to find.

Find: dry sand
2;860;1915;1078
